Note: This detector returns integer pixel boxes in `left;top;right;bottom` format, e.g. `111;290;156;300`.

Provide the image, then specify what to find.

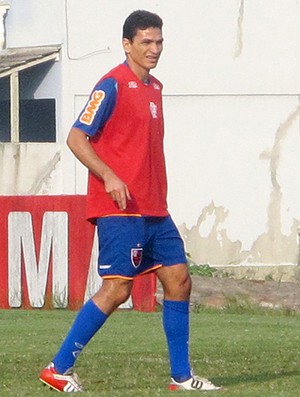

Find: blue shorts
96;216;187;279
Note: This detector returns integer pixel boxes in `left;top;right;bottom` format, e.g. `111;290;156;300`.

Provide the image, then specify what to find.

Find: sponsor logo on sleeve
149;102;158;118
79;90;105;125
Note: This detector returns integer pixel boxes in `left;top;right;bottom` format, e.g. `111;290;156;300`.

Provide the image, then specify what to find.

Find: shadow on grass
215;369;300;387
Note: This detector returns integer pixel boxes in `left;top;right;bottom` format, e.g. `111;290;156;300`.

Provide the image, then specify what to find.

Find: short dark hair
122;10;163;41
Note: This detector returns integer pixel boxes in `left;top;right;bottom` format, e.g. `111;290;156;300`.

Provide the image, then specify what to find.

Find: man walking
39;9;220;393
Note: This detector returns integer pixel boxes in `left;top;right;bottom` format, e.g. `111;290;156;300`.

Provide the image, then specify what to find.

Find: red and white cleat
39;363;83;392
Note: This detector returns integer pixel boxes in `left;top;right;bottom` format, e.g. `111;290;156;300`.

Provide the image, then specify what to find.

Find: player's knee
179;272;192;296
160;270;192;300
95;278;132;309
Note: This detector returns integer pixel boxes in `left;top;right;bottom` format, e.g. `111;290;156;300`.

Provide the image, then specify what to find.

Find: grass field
1;308;300;396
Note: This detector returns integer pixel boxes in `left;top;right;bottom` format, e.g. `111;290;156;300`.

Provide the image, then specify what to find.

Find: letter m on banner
8;212;68;308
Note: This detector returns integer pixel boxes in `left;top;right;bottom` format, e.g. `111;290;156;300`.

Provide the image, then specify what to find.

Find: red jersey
79;63;169;221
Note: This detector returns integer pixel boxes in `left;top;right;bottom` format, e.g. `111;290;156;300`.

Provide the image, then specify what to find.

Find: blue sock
163;300;191;382
52;300;108;374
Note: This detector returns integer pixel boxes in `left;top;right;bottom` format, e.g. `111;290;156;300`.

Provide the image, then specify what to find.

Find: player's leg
156;263;192;381
40;216;137;392
40;278;132;392
52;278;132;373
153;216;220;391
148;216;192;383
157;264;221;391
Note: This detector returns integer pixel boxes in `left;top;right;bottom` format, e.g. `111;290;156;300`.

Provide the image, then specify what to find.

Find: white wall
2;0;300;265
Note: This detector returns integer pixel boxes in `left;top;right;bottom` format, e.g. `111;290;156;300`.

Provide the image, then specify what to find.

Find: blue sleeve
73;77;117;137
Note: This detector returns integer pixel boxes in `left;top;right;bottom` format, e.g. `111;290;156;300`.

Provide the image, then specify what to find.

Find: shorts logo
79;90;105;125
131;247;143;268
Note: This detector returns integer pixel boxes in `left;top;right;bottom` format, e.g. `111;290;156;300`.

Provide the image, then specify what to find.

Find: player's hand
102;170;131;211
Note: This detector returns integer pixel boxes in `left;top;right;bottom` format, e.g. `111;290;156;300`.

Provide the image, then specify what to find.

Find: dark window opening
0;77;10;142
0;100;10;142
0;98;56;142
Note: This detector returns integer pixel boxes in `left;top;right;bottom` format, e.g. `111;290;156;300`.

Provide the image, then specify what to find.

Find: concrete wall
1;0;300;266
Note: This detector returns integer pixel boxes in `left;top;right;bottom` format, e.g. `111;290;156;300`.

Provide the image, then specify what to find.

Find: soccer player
39;10;220;392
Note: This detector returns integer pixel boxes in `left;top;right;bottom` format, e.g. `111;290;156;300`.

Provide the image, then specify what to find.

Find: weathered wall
0;143;74;194
165;96;300;265
1;0;300;266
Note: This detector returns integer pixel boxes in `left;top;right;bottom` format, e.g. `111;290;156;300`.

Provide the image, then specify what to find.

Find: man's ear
122;38;131;54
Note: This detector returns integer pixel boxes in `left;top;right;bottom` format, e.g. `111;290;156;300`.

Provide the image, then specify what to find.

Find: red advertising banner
0;196;156;311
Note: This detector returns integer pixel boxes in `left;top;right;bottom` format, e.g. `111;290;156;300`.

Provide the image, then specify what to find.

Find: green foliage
186;253;218;277
264;274;274;281
1;309;300;396
219;271;232;278
189;263;218;277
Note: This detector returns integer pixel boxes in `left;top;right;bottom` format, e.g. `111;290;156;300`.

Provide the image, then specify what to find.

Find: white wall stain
180;105;300;266
250;105;300;264
12;144;21;194
234;0;245;58
179;201;247;266
28;151;61;194
0;143;63;195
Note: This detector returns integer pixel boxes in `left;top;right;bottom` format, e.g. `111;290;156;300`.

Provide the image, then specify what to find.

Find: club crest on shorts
131;247;143;268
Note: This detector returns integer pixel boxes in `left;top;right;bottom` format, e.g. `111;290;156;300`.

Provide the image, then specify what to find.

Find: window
0;98;56;142
0;45;60;143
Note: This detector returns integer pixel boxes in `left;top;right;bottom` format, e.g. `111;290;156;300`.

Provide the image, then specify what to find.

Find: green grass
1;308;300;396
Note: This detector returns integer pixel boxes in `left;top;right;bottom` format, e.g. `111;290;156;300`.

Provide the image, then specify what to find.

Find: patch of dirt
157;276;300;312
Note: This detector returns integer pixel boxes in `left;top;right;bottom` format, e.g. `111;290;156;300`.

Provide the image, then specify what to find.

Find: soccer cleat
168;375;221;391
39;363;83;392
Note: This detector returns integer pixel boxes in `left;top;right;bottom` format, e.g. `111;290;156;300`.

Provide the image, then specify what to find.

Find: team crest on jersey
128;81;138;88
131;247;143;268
152;83;161;90
149;102;158;118
79;90;105;125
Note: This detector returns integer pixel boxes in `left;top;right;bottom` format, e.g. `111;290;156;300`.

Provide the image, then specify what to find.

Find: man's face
123;27;163;74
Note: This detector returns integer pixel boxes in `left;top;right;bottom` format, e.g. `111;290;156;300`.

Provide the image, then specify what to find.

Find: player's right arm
66;78;131;211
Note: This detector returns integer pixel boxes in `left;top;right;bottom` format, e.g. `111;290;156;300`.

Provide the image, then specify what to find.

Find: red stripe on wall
0;195;156;311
